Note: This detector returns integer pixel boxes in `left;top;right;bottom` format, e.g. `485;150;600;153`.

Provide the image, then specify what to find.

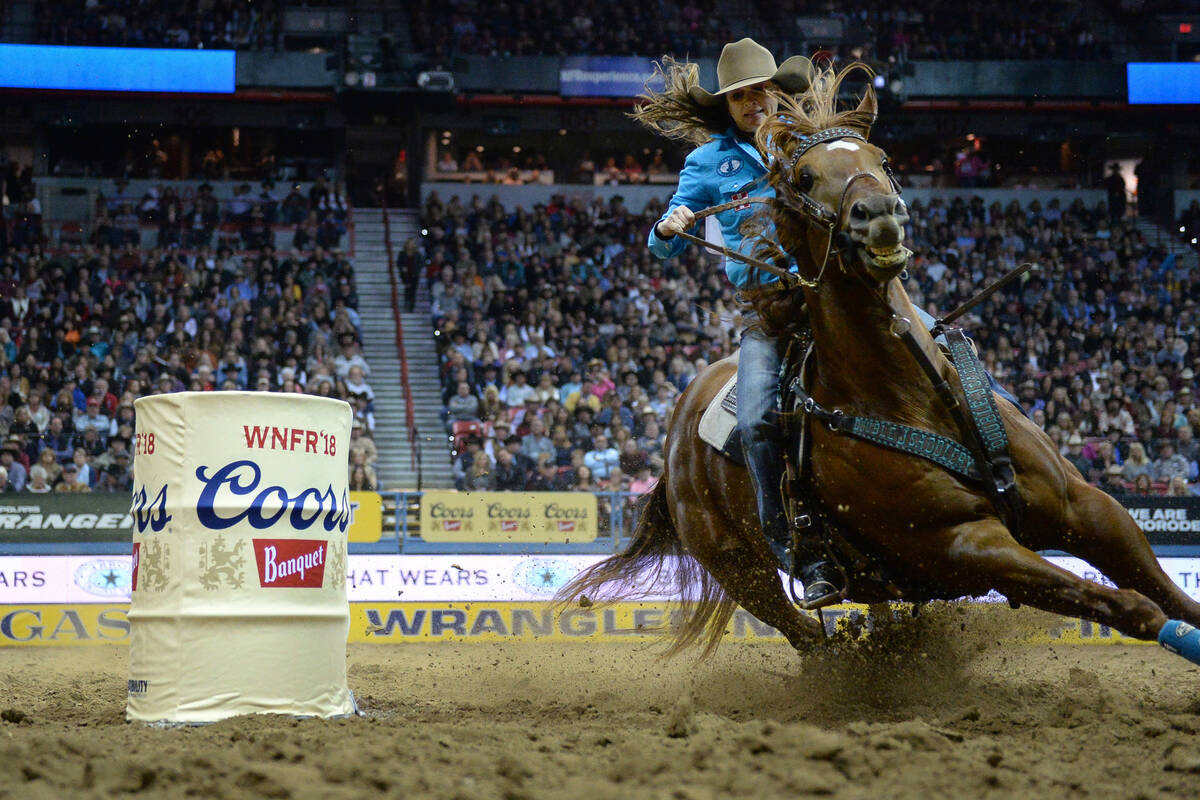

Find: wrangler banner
0;602;1163;647
0;495;133;542
419;491;598;543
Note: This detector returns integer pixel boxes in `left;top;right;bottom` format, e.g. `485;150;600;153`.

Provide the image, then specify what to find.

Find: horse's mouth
859;242;912;276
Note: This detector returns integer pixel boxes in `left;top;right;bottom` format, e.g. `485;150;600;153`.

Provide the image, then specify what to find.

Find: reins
670;197;801;285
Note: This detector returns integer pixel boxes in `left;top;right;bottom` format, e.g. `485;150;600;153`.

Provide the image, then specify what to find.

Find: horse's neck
805;278;947;415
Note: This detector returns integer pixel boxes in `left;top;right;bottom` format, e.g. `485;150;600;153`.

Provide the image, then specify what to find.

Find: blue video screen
0;44;235;93
1127;63;1200;104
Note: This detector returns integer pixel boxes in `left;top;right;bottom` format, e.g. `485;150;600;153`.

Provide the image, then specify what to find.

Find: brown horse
558;65;1200;662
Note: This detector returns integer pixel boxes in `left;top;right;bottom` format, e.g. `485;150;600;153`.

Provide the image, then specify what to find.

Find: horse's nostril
850;203;869;221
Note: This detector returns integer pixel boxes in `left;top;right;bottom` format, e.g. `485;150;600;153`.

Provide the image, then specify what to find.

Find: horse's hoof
1158;620;1200;665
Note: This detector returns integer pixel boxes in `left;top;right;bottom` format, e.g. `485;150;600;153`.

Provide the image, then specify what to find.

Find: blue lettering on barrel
131;484;172;533
195;460;349;532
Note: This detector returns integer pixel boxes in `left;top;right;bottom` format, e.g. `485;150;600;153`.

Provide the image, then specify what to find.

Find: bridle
677;126;904;289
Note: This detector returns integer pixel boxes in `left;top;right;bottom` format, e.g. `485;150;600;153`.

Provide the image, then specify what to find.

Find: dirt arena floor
1;605;1198;800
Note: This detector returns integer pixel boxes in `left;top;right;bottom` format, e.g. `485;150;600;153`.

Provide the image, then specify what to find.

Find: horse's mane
755;61;877;150
738;62;878;337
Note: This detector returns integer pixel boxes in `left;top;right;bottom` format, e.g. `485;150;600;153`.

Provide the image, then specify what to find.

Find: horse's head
756;65;911;287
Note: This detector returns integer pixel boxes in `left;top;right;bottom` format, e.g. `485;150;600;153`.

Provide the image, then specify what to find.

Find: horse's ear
848;87;877;138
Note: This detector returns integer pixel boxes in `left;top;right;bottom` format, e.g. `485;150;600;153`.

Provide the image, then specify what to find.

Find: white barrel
126;392;356;723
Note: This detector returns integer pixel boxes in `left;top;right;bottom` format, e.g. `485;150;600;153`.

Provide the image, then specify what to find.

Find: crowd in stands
0;175;377;494
408;0;1128;61
89;176;350;254
750;0;1114;62
418;188;1200;502
34;0;281;50
408;0;731;61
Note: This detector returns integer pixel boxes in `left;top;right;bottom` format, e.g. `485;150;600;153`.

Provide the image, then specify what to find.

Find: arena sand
1;604;1198;800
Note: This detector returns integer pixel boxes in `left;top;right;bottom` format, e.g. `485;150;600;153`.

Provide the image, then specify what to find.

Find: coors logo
252;539;328;588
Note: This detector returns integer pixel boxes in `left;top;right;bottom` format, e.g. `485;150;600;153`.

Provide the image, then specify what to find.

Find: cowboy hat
690;38;812;107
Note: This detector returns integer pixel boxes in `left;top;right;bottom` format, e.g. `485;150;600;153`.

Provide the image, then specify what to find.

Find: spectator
486;447;519;490
1154;443;1190;484
0;466;9;493
0;440;26;492
74;396;111;435
520;417;554;464
349;464;378;492
465;456;495;491
584;433;619;481
503;369;537;408
1101;464;1128;497
55;462;90;493
1121;442;1154;483
1063;432;1091;479
26;465;51;494
447;381;481;426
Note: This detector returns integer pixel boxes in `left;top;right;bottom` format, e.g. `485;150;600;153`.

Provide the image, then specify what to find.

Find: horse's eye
795;170;814;192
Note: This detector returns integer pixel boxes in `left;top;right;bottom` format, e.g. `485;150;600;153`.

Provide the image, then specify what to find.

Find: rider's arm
648;150;712;260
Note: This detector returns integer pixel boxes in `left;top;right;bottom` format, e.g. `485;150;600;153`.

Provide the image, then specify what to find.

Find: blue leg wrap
1158;620;1200;665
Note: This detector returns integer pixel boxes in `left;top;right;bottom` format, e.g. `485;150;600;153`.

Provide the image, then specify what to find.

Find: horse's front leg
1023;478;1200;629
930;519;1167;640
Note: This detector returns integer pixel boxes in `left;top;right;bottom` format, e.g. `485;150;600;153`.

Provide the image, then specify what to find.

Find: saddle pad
698;369;746;466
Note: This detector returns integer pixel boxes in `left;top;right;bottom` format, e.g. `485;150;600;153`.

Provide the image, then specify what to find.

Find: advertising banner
419;491;598;543
347;491;383;543
559;56;657;97
0;495;132;542
0;600;1160;647
8;554;1200;608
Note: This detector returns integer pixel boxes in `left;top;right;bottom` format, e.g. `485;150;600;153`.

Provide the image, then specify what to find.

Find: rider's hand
656;206;696;240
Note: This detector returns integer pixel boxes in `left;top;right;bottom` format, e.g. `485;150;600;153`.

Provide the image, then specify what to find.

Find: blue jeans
737;321;791;564
736;323;786;448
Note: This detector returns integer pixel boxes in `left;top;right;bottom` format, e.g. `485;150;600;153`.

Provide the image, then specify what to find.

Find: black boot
742;437;795;572
791;535;844;608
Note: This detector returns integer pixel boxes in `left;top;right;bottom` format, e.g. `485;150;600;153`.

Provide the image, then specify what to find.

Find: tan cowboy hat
690;38;813;107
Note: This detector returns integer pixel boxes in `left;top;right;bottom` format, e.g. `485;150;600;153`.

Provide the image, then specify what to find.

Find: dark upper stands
34;0;282;50
419;189;1200;499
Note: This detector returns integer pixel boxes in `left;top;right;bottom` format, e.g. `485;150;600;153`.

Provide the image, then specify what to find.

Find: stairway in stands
353;208;454;490
1133;216;1200;272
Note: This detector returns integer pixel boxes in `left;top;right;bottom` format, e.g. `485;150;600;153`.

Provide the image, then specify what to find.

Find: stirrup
796;560;846;611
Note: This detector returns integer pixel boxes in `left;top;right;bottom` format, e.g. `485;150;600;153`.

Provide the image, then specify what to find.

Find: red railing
380;187;421;485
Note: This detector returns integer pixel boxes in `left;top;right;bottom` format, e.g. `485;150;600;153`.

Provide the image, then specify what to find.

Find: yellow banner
419;491;598;543
0;602;1161;647
349;602;1160;645
348;491;383;542
0;605;130;646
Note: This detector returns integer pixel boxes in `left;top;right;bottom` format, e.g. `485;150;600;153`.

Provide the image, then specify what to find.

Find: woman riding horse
640;40;1013;607
562;62;1200;668
640;39;841;606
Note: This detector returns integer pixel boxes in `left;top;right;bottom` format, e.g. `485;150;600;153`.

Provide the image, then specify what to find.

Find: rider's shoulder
688;136;733;163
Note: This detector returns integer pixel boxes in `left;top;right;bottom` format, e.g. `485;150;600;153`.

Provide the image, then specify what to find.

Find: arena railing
381;184;422;487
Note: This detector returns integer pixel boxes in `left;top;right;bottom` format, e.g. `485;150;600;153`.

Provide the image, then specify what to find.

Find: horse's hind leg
936;519;1168;640
700;544;823;649
679;503;822;649
1032;482;1200;627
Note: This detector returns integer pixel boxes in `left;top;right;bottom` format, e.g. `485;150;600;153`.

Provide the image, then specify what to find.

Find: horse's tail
554;478;736;659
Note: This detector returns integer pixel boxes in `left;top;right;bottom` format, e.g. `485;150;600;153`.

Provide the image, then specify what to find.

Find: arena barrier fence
4;491;1200;558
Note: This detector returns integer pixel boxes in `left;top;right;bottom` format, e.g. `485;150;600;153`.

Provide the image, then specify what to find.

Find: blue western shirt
647;126;797;288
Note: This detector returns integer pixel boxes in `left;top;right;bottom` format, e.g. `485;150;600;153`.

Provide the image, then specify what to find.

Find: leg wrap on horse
1159;620;1200;665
